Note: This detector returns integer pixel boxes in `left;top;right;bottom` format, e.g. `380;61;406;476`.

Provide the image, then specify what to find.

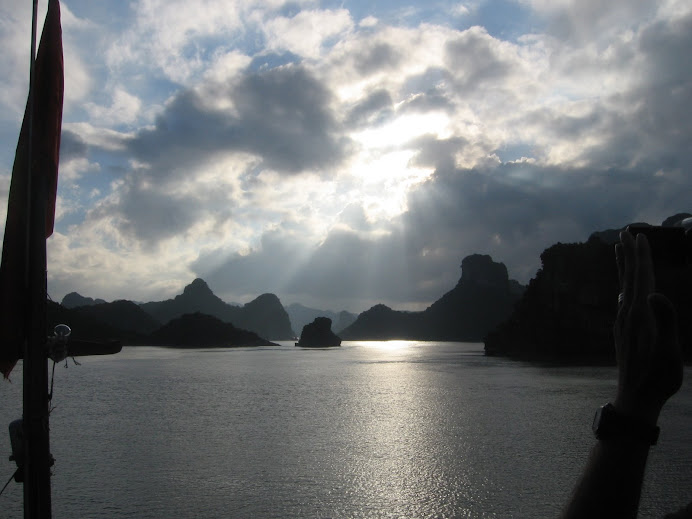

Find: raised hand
613;231;683;425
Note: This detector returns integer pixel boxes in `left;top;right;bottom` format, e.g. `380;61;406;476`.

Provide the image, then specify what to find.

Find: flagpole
23;0;53;516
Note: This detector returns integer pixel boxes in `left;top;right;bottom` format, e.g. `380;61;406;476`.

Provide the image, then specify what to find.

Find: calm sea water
1;342;690;518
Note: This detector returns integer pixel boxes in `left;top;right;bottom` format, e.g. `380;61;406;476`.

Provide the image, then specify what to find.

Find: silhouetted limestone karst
47;300;146;343
241;293;295;340
339;304;423;339
340;255;522;341
662;213;692;227
425;254;517;340
149;312;277;348
458;254;507;287
484;214;692;361
296;317;341;347
484;238;618;361
61;292;106;308
139;278;233;324
587;213;691;246
139;279;294;339
73;300;161;335
509;279;527;297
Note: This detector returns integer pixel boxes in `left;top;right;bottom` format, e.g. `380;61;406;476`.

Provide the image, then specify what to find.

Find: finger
619;231;635;306
634;233;655;304
615;243;625;289
648;293;683;394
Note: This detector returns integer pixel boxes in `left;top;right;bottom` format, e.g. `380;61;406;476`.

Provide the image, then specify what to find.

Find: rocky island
148;312;278;348
296;317;342;347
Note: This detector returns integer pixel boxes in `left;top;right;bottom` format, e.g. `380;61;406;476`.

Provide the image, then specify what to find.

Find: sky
0;0;690;313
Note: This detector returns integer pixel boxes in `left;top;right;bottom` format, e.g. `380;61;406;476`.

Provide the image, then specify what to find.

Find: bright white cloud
107;0;243;83
85;88;142;126
59;156;100;182
63;122;133;151
359;16;378;28
263;9;354;58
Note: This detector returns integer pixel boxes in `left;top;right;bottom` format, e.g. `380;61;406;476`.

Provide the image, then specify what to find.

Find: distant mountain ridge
62;292;106;308
139;279;294;339
285;303;357;335
139;278;235;323
340;254;524;341
53;279;295;345
63;279;363;341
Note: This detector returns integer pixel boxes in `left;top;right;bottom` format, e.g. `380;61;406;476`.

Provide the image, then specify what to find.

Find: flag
0;0;64;379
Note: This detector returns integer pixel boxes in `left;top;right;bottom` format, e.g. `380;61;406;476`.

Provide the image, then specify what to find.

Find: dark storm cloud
638;12;692;85
624;12;692;171
355;42;403;75
98;64;354;245
409;135;469;170
544;1;660;45
345;89;393;128
96;179;205;244
128;64;350;176
59;129;88;161
399;161;692;285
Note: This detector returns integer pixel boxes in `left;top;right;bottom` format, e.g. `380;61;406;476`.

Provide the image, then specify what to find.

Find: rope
48;360;56;413
0;470;18;498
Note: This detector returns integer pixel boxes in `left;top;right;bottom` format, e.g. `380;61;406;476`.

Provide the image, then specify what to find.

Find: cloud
527;0;661;44
107;0;245;84
262;9;354;59
446;26;516;83
359;16;378;28
344;89;394;128
0;1;33;120
47;227;199;303
356;42;404;76
85;88;143;127
125;63;351;180
4;0;684;312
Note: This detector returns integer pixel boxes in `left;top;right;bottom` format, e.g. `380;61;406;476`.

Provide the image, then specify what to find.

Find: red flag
0;0;63;378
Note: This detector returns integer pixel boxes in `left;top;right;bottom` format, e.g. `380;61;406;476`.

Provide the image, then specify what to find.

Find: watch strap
592;403;660;446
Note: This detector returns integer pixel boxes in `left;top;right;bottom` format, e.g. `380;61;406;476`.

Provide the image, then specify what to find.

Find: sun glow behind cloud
348;150;433;221
351;111;452;149
347;111;448;220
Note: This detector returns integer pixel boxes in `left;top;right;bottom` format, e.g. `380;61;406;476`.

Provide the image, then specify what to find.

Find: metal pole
23;0;53;517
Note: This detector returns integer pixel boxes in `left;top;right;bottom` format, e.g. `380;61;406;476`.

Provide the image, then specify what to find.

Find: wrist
593;403;660;446
613;398;661;427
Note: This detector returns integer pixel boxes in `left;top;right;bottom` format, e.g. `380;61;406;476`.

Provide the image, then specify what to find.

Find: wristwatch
592;403;660;445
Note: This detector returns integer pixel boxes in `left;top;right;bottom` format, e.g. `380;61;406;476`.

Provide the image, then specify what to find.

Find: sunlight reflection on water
353;339;418;351
1;342;690;518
